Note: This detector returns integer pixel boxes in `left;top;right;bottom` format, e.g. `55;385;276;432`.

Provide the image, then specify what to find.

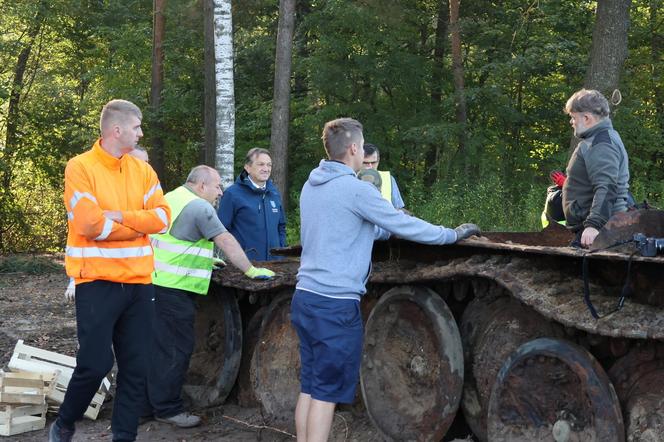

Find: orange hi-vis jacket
64;139;171;285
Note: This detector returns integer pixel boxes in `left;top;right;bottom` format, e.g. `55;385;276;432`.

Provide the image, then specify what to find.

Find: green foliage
0;0;663;252
407;174;543;232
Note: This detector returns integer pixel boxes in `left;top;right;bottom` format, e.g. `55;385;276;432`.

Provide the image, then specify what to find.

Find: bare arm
212;231;252;273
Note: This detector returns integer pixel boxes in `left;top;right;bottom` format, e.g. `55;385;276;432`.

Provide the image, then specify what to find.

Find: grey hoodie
296;160;457;300
562;118;630;230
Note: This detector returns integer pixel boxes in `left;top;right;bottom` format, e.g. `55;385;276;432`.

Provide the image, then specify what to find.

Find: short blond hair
99;99;142;133
321;118;363;160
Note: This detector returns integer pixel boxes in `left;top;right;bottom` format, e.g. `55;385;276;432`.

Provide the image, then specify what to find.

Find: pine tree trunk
449;0;468;175
203;0;216;167
150;0;166;182
270;0;296;212
584;0;631;96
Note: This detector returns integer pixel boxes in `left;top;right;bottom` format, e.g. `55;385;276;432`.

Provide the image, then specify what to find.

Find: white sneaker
155;412;201;428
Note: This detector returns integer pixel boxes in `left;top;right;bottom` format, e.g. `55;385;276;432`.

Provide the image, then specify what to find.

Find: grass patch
0;254;64;274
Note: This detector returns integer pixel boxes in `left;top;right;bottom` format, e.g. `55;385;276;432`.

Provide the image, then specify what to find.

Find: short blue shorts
290;289;363;404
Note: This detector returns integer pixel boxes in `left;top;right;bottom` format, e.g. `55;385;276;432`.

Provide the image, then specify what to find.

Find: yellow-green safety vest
151;186;215;295
378;171;392;203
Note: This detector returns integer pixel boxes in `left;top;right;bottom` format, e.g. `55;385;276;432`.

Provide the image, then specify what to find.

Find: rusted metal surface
360;286;463;441
593;210;664;253
251;293;300;424
460;296;565;441
183;287;242;407
487;338;624;442
368;256;664;340
212;259;298;292
609;344;664;441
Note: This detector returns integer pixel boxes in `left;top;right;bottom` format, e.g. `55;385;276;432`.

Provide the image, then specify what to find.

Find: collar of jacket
237;172;274;194
578;118;613;140
92;138;125;171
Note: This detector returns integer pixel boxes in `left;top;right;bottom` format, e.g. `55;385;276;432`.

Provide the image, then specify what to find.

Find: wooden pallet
0;403;47;436
8;340;110;420
0;371;49;405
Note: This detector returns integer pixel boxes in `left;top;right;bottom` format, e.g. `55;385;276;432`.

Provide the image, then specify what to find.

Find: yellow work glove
244;266;275;280
212;257;227;270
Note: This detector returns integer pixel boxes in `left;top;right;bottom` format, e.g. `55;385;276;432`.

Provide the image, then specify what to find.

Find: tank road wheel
236;306;266;407
609;344;664;441
487;337;624;442
360;285;463;441
251;292;300;422
460;295;564;441
183;286;242;407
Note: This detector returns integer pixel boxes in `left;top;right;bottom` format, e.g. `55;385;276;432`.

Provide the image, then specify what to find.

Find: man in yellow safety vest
362;143;405;210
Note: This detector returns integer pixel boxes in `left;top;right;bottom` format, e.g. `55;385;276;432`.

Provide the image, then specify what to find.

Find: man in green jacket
562;89;630;248
145;165;274;428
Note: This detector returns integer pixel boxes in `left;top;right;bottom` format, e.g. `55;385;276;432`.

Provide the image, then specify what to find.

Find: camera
633;233;664;257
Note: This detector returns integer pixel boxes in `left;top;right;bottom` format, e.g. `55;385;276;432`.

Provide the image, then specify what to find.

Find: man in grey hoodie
290;117;480;441
562;89;630;248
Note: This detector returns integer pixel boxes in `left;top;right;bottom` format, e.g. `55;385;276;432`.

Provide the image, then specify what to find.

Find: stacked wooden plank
7;340;110;421
0;371;49;436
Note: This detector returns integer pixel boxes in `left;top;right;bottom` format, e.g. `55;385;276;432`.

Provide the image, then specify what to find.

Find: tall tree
150;0;166;180
210;0;235;189
449;0;467;173
270;0;296;210
584;0;631;95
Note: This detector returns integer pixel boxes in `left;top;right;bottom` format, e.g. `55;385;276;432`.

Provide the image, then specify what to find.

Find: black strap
581;238;634;320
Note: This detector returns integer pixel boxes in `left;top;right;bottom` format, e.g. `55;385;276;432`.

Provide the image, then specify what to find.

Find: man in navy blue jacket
217;148;287;261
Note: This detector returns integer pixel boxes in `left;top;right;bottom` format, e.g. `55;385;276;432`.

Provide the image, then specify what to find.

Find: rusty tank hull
192;209;664;441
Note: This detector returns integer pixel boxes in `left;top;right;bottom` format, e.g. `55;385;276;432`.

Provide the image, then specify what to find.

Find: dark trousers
146;285;197;418
58;281;154;442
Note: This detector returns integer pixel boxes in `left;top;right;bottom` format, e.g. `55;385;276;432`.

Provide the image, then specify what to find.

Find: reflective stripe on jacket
64;139;171;284
151;186;214;295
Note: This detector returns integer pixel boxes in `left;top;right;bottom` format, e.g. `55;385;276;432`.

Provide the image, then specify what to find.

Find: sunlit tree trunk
211;0;235;190
150;0;166;181
449;0;468;175
270;0;295;211
584;0;631;97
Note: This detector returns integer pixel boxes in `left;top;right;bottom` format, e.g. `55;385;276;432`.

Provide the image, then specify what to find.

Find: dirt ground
0;258;388;441
0;256;475;441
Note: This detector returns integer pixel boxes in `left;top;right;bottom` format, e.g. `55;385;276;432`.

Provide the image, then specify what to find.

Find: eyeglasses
363;161;378;166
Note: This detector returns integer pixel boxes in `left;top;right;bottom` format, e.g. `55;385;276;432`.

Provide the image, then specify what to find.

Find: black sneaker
49;420;75;442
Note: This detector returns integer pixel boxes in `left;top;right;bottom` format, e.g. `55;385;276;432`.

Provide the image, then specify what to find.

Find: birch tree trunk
211;0;235;190
150;0;166;181
270;0;296;211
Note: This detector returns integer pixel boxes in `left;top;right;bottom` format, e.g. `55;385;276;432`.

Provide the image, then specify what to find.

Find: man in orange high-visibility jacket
50;99;171;442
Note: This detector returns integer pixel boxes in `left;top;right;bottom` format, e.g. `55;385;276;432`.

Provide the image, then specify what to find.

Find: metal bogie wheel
250;292;300;422
487;337;625;442
236;305;266;407
609;344;664;441
360;285;463;441
460;294;564;441
183;286;243;407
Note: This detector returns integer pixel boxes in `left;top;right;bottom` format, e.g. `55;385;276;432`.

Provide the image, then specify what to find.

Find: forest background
0;0;662;253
